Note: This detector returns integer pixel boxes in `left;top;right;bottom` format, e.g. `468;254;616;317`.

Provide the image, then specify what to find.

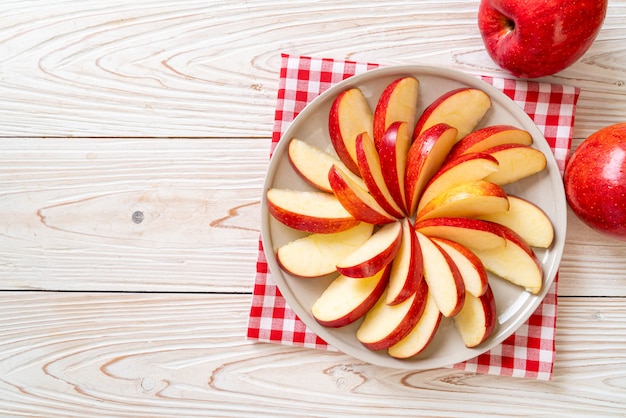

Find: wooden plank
0;138;267;292
0;1;624;138
0;137;625;295
0;292;624;417
561;210;626;297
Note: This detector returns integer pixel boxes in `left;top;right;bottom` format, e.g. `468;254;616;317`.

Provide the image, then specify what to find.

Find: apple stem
502;17;515;33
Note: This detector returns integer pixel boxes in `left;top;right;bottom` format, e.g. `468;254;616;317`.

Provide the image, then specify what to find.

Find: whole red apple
564;123;626;240
478;0;607;78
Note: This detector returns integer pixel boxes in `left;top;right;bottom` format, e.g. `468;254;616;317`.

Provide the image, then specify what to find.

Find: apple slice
328;165;397;225
413;88;492;141
453;286;497;348
416;232;465;317
267;188;360;233
415;180;510;221
483;143;547;185
404;123;459;216
336;221;403;278
373;76;420;149
417;152;499;213
355;131;406;218
478;195;554;248
312;265;390;328
386;218;424;305
356;279;429;350
276;222;374;278
415;217;506;250
388;290;442;359
328;87;373;175
288;138;365;192
431;237;488;298
446;125;533;162
471;223;544;294
378;121;411;214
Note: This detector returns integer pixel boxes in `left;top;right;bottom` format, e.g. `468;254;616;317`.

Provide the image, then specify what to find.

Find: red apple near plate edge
565;123;626;240
478;0;608;78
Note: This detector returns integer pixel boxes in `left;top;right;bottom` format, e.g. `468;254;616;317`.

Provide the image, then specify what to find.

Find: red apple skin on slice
405;123;459;217
312;265;390;328
336;221;403;278
386;218;424;306
355;131;406;218
482;143;547;186
417;152;499;213
431;237;489;298
413;88;492;141
388;290;442;359
471;223;544;294
445;125;533;162
453;286;497;348
416;232;465;317
288;138;365;193
415;180;510;222
356;278;429;351
378;121;411;215
267;188;360;233
373;76;420;149
415;217;507;251
478;195;554;248
276;222;374;278
328;88;373;175
328;165;397;225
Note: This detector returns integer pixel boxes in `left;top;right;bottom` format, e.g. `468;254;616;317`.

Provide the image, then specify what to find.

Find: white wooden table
1;1;625;416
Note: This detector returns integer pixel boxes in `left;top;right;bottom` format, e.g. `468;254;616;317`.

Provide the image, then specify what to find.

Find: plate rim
260;64;566;369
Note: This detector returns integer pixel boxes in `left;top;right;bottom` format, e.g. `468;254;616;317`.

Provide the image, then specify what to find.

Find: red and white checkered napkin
247;54;580;380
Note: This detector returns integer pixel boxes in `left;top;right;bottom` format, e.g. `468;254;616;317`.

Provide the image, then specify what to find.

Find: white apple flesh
416;231;465;317
413;88;492;141
328;164;397;225
388;290;442;359
373;76;420;149
483;143;547;186
328;87;373;174
288;138;365;193
355;131;406;218
378;121;411;214
415;217;507;250
267;188;360;233
312;265;390;328
478;195;554;248
453;286;497;348
470;223;544;294
404;123;459;216
336;221;403;278
415;180;510;222
418;152;500;213
276;222;374;278
356;279;429;351
445;125;532;162
431;237;489;298
386;218;423;305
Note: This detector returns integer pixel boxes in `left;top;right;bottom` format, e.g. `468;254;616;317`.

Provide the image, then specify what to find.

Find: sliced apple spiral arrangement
266;76;554;358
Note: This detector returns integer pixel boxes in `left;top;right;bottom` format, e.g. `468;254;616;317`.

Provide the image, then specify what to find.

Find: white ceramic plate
261;65;566;369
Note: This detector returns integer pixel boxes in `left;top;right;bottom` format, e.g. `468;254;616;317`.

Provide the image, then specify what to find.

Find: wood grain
0;1;624;139
0;293;623;417
0;138;267;292
0;137;623;295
